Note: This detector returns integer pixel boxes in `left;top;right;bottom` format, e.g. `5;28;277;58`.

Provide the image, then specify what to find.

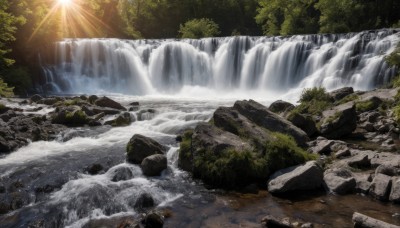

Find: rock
142;212;164;228
52;108;90;127
126;134;165;164
95;96;126;111
309;139;334;155
356;96;383;113
352;212;399;228
130;101;140;106
30;94;43;103
268;161;323;194
335;148;351;159
234;100;309;146
390;177;400;203
261;215;292;228
88;95;98;104
287;112;317;137
320;103;357;139
269;100;295;113
38;98;58;106
111;167;134;182
369;174;392;201
354;173;372;194
92;107;121;115
375;164;399;177
104;112;132;127
134;193;154;211
347;154;371;169
141;154;167;176
80;95;88;100
86;164;104;175
323;168;356;194
137;109;157;121
82;106;95;116
329;87;354;101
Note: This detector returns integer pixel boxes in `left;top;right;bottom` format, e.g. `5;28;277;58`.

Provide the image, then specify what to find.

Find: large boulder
287;112;317;137
329;87;354;101
51;107;90;127
141;154;167;176
268;161;323;194
105;112;132;127
95;96;126;111
233;100;309;147
269;100;294;113
126;134;165;164
323;168;356;194
369;173;392;201
320;103;357;139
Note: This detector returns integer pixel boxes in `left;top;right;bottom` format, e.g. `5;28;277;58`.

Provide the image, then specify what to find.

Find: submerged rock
111;167;134;182
104;112;133;127
126;134;165;164
268;161;323;194
134;193;155;211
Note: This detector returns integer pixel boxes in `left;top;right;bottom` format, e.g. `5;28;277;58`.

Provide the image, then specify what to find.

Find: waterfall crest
43;29;400;95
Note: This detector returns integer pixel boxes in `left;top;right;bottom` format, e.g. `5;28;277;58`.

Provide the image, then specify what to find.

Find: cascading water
45;29;399;96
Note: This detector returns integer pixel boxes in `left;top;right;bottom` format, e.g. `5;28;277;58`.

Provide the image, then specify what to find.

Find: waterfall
45;29;400;95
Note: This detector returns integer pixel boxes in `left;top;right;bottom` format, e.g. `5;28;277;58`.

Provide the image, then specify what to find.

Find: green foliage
335;94;359;105
0;78;14;97
393;105;400;124
1;66;31;95
179;18;220;39
300;87;331;103
355;100;377;113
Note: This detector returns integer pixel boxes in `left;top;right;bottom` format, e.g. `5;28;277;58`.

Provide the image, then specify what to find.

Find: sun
58;0;72;6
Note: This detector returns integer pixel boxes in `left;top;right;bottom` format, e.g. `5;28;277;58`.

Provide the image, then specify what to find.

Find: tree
179;18;220;38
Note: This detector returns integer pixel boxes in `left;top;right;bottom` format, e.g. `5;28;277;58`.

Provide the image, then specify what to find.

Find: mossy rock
355;97;382;113
52;108;90;126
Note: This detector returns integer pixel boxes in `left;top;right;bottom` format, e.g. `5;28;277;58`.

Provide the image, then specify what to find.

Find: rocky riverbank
1;86;400;227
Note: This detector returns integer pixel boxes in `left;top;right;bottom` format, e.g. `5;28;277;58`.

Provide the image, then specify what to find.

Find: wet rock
352;212;399;228
105;112;132;127
130;101;140;106
30;94;43;103
261;215;292;228
88;95;98;104
320;103;357;139
369;173;392;201
269;100;295;113
335;148;351;159
81;105;95;116
137;109;157;121
389;177;400;203
126;134;165;164
95;96;126;111
268;161;323;194
234;100;309;146
329;87;354;101
52;107;90;127
0;110;17;122
86;163;104;175
38;98;58;106
142;211;164;228
111;167;134;182
287;112;317;137
134;193;155;211
141;154;167;176
323;168;356;194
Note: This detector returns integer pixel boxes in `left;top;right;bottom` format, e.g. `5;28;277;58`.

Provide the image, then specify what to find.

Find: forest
0;0;399;96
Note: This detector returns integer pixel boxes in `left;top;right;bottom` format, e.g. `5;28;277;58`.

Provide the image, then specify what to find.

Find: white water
44;29;400;98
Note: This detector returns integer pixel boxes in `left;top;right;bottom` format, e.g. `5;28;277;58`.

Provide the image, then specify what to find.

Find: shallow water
1;97;399;228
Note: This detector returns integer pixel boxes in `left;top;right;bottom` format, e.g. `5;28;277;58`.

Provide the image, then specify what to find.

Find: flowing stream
1;29;400;227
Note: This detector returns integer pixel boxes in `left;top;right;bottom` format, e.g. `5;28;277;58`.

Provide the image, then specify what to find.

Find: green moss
0;78;14;97
393;105;400;124
0;103;6;111
299;87;332;103
356;100;377;113
291;100;332;116
335;94;359;105
324;111;341;125
65;110;89;125
181;130;316;189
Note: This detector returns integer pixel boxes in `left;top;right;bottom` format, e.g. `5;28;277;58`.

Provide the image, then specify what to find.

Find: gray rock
309;140;334;155
329;87;354;101
88;95;99;104
141;154;167;176
375;164;399;177
352;212;400;228
287;112;317;137
390;177;400;203
335;148;351;159
347;154;370;169
111;167;134;182
369;173;392;201
95;96;126;111
126;134;165;164
320;103;357;139
268;161;323;194
105;112;132;127
323;168;356;194
38;98;59;106
134;192;154;211
354;173;372;194
234;100;309;146
269;100;295;113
